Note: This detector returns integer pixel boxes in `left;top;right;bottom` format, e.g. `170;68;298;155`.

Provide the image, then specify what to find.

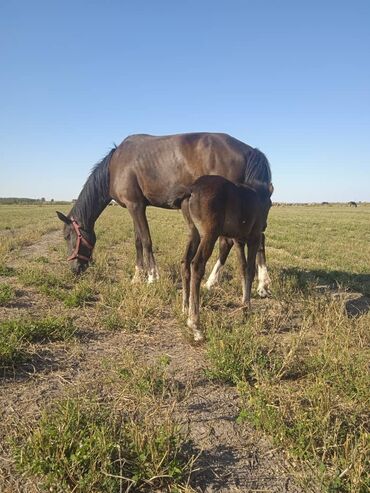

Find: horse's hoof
193;330;204;343
147;269;160;284
187;319;204;342
257;286;270;298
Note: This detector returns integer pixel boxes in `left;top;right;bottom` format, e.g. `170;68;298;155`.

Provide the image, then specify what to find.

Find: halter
67;217;94;262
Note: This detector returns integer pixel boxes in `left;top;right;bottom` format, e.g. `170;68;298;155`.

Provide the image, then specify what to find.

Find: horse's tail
244;147;272;185
244;180;274;200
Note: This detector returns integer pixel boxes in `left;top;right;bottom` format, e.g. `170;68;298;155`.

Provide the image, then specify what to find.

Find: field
0;203;369;492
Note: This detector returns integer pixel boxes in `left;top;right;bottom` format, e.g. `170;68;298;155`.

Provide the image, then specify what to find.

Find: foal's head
56;212;96;275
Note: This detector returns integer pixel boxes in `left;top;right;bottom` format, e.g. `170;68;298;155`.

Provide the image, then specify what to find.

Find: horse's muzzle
71;260;88;275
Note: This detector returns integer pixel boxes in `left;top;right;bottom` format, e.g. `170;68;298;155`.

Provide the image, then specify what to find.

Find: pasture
0;203;369;492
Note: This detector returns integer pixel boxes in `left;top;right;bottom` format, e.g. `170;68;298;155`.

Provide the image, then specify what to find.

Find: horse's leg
205;236;233;289
245;238;260;307
127;202;159;283
181;199;200;313
234;241;248;304
256;233;271;297
188;234;217;342
131;225;145;283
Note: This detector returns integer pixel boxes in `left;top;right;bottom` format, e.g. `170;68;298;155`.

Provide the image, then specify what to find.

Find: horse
56;132;272;295
180;175;273;342
348;201;357;208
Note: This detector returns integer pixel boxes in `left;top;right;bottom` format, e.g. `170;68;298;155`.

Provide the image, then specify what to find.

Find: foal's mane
71;147;116;228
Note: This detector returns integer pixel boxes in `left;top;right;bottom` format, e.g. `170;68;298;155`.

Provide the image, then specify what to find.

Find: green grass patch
19;266;98;307
11;357;194;492
0;283;15;305
0;264;16;277
0;316;76;366
63;282;96;307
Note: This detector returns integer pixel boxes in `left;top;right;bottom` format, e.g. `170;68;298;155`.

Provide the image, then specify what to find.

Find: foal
181;175;273;342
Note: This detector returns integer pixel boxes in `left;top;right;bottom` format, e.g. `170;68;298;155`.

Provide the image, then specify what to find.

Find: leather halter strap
67;217;94;262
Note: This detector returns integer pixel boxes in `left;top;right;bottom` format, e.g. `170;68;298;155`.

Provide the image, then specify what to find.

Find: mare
348;201;357;208
56;133;272;295
181;175;273;342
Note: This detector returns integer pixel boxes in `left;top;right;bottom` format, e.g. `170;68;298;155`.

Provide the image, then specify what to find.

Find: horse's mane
72;147;116;228
244;147;272;184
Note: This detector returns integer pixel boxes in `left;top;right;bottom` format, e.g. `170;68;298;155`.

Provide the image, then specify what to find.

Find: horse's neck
71;181;111;231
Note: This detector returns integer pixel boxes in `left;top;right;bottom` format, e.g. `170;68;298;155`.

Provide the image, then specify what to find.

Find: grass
0;283;15;305
0;316;76;366
0;202;369;491
0;264;16;277
205;296;370;492
11;355;194;492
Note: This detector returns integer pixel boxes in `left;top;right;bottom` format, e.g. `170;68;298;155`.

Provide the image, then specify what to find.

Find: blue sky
1;0;369;202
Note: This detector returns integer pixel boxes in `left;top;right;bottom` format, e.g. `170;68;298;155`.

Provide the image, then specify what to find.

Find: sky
0;0;369;203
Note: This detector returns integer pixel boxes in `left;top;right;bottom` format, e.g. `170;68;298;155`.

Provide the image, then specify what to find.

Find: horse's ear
56;211;71;224
268;183;274;196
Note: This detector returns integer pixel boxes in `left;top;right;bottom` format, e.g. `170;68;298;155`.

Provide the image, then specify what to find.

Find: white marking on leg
205;260;223;290
187;318;204;342
257;265;271;298
147;267;160;284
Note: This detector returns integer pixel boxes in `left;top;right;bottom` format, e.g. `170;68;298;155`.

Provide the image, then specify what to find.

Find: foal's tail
170;186;192;208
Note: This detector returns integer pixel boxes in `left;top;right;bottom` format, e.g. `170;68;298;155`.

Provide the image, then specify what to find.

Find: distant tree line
0;197;71;205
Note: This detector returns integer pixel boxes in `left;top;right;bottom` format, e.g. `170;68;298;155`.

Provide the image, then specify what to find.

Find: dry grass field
0;202;369;492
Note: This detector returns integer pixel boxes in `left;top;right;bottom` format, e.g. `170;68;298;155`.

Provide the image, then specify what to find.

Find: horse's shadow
280;267;370;316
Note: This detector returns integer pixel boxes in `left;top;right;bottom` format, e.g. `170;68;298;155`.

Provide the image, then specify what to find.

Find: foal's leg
205;236;233;289
181;230;200;313
181;199;200;313
245;238;260;307
256;233;271;297
127;203;159;283
188;235;217;342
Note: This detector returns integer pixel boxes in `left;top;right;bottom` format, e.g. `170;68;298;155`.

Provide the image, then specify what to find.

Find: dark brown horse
181;175;273;341
57;133;272;294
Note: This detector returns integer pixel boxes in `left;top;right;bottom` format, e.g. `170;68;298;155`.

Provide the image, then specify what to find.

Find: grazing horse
181;176;273;341
348;201;357;208
56;133;272;294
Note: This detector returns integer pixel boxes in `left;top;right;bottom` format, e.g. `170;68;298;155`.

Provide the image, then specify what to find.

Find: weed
64;282;96;307
0;283;14;305
0;264;16;277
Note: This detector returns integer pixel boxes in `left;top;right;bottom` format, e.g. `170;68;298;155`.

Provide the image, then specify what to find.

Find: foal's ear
56;211;72;225
268;183;274;196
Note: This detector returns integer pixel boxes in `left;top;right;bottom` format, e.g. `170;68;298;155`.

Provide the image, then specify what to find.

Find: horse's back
109;132;268;209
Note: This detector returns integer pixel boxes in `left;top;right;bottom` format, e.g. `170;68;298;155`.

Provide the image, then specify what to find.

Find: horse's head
56;212;96;275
